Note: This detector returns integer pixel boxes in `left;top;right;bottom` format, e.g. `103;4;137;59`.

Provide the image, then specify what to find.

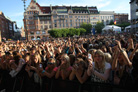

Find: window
42;30;46;34
55;24;57;27
70;19;72;22
54;20;57;23
53;11;56;14
41;26;43;29
29;17;33;20
41;21;43;24
53;15;57;18
69;11;72;13
65;16;68;18
45;25;48;29
49;21;51;24
36;31;40;34
63;23;64;27
70;23;72;27
49;25;51;28
66;23;68;27
44;21;47;24
69;15;72;18
30;31;34;34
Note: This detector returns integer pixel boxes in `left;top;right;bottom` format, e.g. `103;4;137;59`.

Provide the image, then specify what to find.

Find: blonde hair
61;54;70;68
31;53;42;66
104;53;112;64
94;49;105;70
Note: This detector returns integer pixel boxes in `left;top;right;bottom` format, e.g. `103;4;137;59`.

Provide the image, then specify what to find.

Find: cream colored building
99;11;114;26
24;0;99;40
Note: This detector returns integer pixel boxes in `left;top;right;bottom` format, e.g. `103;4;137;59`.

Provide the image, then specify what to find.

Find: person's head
24;54;30;63
30;46;36;54
75;59;86;70
47;58;56;68
61;54;70;67
101;45;107;53
13;53;22;65
88;49;97;58
32;53;41;64
104;53;112;64
118;49;126;65
69;54;76;66
94;49;105;69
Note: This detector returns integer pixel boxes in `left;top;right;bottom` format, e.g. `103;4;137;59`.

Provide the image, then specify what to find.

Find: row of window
30;30;46;35
53;15;89;19
40;21;51;24
54;19;89;23
27;11;39;15
100;16;113;20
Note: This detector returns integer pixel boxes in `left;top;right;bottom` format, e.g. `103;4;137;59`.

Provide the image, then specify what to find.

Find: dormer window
53;10;56;14
69;11;72;13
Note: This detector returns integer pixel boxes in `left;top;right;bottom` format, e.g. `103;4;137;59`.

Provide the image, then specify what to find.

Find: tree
79;28;86;35
95;22;105;33
80;23;92;34
109;20;114;25
116;22;130;31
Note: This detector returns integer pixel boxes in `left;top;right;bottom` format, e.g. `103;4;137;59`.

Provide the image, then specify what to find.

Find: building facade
130;0;138;32
114;13;129;24
24;0;99;40
99;11;114;26
89;7;99;27
0;11;14;40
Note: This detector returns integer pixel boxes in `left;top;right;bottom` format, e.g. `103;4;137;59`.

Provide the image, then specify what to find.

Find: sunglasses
47;62;55;65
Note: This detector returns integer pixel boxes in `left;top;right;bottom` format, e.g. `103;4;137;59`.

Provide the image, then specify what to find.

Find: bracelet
42;70;45;74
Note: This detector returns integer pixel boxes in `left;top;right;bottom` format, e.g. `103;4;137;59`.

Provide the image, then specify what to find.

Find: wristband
42;70;45;74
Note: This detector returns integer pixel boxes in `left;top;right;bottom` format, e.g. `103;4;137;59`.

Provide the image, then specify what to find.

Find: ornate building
24;0;98;40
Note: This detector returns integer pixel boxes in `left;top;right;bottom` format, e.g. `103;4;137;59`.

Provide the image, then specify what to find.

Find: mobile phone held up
39;64;42;68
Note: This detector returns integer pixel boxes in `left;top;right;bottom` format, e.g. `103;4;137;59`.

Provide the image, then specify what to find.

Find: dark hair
5;51;10;55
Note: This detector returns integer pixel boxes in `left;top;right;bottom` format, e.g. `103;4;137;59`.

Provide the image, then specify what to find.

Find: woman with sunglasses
40;58;58;78
39;58;58;92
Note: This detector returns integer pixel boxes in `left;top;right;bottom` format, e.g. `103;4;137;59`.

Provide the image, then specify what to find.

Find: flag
114;20;116;25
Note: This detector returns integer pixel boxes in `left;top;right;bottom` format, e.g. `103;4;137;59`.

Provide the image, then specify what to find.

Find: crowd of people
0;32;138;92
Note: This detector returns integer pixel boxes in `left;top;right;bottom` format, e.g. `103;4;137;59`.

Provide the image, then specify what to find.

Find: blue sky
0;0;130;28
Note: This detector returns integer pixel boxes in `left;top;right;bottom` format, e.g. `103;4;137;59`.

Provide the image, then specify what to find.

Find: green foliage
116;22;130;28
109;20;114;25
49;28;86;38
79;28;86;35
80;23;92;34
95;22;105;33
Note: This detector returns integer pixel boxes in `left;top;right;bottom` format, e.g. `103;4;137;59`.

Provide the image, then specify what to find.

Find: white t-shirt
92;62;111;70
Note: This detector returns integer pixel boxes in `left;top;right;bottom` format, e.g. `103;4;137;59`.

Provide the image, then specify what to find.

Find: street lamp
22;0;28;41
